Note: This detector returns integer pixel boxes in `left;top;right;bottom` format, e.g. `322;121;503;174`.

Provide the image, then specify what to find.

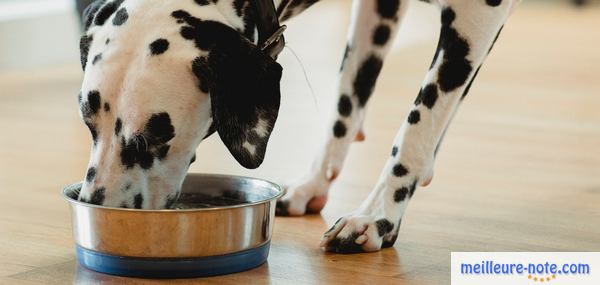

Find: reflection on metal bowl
63;173;283;278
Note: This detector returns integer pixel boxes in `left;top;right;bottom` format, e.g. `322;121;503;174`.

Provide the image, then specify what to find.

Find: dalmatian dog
77;0;520;253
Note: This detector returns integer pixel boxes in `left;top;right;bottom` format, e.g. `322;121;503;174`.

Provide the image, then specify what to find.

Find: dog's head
76;1;282;208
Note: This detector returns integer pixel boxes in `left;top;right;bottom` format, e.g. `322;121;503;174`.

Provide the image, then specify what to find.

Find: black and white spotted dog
77;0;520;253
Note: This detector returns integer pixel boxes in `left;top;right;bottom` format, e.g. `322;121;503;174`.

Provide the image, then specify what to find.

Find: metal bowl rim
62;173;284;212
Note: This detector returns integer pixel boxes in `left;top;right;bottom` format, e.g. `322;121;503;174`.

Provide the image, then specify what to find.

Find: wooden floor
1;1;599;284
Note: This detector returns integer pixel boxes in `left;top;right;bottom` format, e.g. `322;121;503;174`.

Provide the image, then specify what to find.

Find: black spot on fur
354;55;383;107
115;118;122;136
87;90;101;113
121;183;131;192
275;200;290;216
92;53;102;65
437;8;472;92
195;0;210;5
94;0;124;26
121;137;152;169
333;120;347;138
82;90;101;118
391;146;398;157
337;95;353;117
394;187;408;202
441;6;455;25
171;9;191;20
103;102;110;112
392;163;408;177
179;25;210;50
149;39;170;55
90;187;106;205
85;167;96;183
326;232;364;253
112;7;128;25
415;83;438;109
120;113;174;169
146;113;175;144
377;0;400;19
189;154;196;165
157;145;170;160
79;35;93;70
105;38;110;45
373;25;391;46
375;219;394;237
486;0;502;6
85;121;98;143
383;218;402;247
177;16;265;66
120;139;137;168
407;110;420;124
134;193;143;209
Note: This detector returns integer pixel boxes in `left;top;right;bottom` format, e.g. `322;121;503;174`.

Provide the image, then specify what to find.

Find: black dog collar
252;0;286;59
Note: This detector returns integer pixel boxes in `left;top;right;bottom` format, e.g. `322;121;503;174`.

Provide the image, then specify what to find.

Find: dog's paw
276;177;330;216
320;215;398;253
276;134;353;216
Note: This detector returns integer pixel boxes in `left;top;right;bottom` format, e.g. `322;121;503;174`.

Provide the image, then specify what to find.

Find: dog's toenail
355;235;367;244
325;167;339;182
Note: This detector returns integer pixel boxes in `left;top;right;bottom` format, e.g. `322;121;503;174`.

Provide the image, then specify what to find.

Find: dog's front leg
276;0;410;216
321;0;519;253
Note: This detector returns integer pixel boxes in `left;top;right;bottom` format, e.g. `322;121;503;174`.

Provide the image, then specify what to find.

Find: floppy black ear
81;0;106;31
195;34;283;169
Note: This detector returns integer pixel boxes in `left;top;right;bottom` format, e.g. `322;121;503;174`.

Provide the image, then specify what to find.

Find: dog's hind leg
321;0;519;253
276;0;410;216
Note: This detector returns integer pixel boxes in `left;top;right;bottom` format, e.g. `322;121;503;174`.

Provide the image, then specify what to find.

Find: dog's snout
78;186;106;206
79;181;145;209
79;170;184;209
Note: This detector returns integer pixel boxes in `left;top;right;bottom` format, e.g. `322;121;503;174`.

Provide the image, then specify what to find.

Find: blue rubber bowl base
76;242;270;278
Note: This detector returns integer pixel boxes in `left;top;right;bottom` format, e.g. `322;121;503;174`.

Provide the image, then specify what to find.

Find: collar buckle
253;0;286;60
260;25;287;59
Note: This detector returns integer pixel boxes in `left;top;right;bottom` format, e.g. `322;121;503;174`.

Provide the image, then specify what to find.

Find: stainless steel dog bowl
62;173;283;278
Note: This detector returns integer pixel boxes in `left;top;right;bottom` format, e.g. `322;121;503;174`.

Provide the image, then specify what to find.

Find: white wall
0;0;81;71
